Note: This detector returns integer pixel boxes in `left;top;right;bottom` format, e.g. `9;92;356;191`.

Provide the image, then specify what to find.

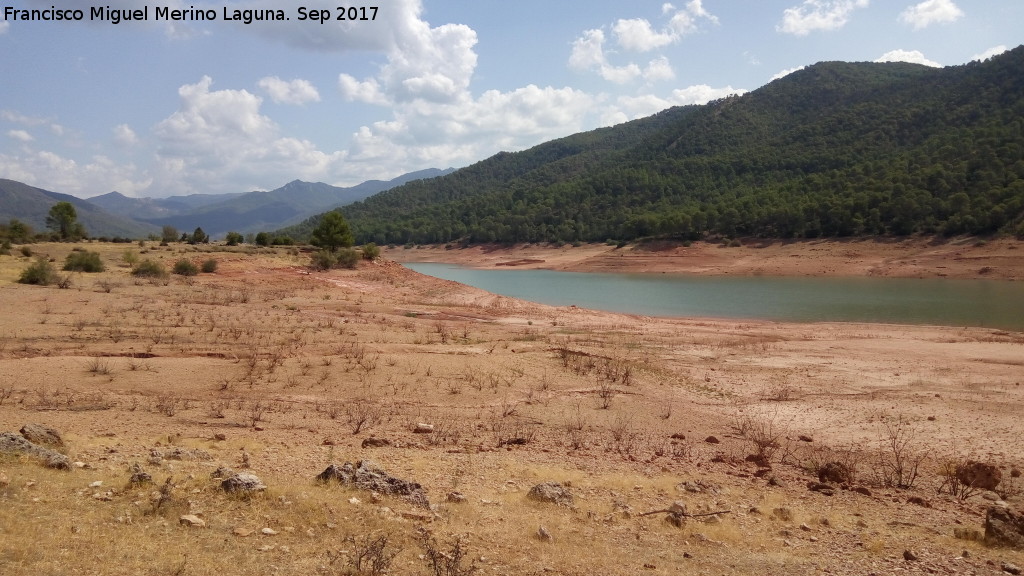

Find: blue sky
1;0;1020;198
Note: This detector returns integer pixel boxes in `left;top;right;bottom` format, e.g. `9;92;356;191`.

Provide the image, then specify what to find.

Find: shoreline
384;236;1024;281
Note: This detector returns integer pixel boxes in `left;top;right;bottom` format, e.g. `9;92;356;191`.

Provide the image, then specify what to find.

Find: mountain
89;191;244;220
113;168;454;237
299;46;1024;245
0;179;159;239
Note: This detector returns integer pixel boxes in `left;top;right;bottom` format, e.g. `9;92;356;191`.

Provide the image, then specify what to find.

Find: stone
361;437;391;448
818;462;853;484
413;423;434;434
957;461;1002;491
128;463;152;486
179;514;205;528
704;436;720;444
527;482;574;507
447;491;467;503
853;486;872;497
798;435;814;442
903;550;918;561
907;496;931;508
985;507;1024;549
317;460;429;508
1003;562;1022;575
211;466;235;480
537;525;553;541
0;432;70;470
261;528;278;536
233;527;254;537
19;424;64;447
221;473;267;494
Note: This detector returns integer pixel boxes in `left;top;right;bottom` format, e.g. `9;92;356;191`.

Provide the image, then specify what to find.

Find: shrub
122;250;140;268
63;250;105;272
336;247;359;269
132;258;168;279
201;258;218;273
18;257;57;285
0;240;10;255
20;246;32;257
224;231;244;246
173;259;199;276
310;250;337;271
361;242;380;261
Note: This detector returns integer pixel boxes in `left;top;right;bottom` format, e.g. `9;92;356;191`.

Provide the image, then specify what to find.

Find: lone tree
189;227;209;244
46;202;85;241
310;210;354;253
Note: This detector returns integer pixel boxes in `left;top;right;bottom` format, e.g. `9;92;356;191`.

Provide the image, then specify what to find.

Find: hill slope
316;46;1024;245
0;179;159;239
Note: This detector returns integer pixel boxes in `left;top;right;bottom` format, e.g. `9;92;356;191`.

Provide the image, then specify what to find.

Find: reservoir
403;262;1024;330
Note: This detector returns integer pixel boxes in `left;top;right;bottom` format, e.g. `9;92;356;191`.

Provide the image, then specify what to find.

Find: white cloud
899;0;963;30
644;57;676;82
1;109;64;135
875;49;941;67
0;148;151;197
151;76;345;195
112;124;138;146
612;84;746;120
777;0;870;36
770;66;806;81
0;21;9;34
258;77;321;105
613;1;718;52
7;129;33;142
971;45;1008;62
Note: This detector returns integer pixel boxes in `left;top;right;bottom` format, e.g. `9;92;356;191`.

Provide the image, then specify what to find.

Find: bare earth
389;237;1024;280
0;241;1022;576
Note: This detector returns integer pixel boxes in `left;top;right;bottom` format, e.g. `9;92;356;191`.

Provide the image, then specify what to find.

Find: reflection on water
404;262;1024;330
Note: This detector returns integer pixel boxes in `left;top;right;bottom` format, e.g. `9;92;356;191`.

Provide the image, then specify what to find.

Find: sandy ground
0;242;1022;575
388;236;1024;280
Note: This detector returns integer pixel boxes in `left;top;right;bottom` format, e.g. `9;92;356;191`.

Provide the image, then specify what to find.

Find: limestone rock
527;482;573;507
985;507;1024;549
413;423;434;434
317;460;429;508
0;432;70;470
19;423;64;447
221;472;266;494
179;514;205;528
446;491;467;503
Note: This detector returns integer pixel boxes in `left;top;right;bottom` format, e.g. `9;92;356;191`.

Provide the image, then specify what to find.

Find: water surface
404;262;1024;330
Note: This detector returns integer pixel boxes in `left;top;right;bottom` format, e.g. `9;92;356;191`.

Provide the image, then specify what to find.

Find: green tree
189;227;209;244
224;231;244;246
254;232;271;246
161;225;179;243
46;202;84;241
310;211;354;253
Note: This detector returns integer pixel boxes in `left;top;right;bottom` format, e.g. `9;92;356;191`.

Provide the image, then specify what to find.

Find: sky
1;0;1021;199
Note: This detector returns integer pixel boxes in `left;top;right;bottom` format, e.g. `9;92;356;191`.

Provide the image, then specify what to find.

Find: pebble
261;528;278;536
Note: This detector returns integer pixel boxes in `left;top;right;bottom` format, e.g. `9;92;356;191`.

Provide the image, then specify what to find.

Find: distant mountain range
0;168;454;239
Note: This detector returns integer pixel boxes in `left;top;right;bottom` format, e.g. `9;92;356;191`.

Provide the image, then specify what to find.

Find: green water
404;262;1024;330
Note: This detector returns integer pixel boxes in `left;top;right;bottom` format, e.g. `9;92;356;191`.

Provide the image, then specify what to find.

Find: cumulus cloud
0;148;151;196
151;76;345;195
258;77;321;105
112;124;138;146
875;49;942;67
570;3;714;85
611;1;717;52
899;0;963;30
777;0;869;36
971;45;1007;62
770;66;806;81
609;84;746;122
7;129;33;142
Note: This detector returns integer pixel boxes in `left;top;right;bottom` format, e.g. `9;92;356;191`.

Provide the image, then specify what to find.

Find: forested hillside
286;46;1024;245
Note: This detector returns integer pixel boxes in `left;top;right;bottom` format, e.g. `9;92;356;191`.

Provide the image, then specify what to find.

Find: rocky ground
0;241;1022;575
